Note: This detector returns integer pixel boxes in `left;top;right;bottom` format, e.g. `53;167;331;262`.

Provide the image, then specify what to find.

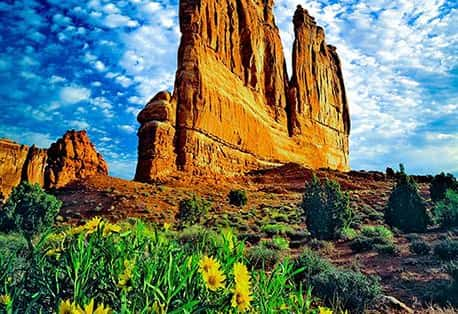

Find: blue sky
0;0;457;179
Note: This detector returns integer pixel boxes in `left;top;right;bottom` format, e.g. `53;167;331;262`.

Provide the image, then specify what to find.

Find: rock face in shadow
135;2;350;182
0;130;108;197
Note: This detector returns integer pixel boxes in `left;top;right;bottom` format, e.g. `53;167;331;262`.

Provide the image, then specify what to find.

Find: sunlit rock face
135;2;350;182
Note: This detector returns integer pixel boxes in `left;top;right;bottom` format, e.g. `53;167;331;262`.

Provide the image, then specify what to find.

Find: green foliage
350;226;394;253
228;189;248;207
301;176;353;240
434;239;458;260
434;189;458;228
385;167;428;233
340;227;358;240
177;194;212;225
430;172;457;203
444;262;458;305
271;236;290;250
245;245;280;269
0;182;61;243
409;239;431;255
261;223;293;235
0;218;327;313
374;243;398;255
294;250;382;313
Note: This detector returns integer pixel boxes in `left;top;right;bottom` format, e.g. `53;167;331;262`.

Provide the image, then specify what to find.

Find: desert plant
177;194;212;225
1;182;61;249
374;243;398;255
430;173;457;203
350;226;394;253
261;223;293;235
434;189;458;228
434;239;458;260
301;176;353;240
228;189;248;207
385;166;428;232
409;239;431;255
294;250;381;313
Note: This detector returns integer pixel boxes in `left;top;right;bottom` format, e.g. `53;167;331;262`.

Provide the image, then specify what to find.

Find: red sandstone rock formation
0;131;108;197
46;130;108;188
135;2;350;182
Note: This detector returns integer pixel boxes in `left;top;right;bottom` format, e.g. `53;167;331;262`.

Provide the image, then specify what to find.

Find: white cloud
59;85;91;104
104;14;139;28
119;124;136;133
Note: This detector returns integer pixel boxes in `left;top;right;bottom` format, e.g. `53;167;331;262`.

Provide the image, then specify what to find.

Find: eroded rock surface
135;2;351;182
0;131;108;197
46;130;108;188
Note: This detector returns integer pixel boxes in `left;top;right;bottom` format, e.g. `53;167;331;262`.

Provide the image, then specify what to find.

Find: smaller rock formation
135;91;177;181
0;130;108;197
46;130;108;188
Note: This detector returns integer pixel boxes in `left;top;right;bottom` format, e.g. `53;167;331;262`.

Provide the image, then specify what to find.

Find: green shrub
385;167;428;232
301;176;353;240
261;223;293;235
228;189;248;207
294;250;381;312
434;189;458;228
409;239;431;255
444;262;458;305
246;245;279;269
177;194;212;225
374;243;398;255
0;182;61;246
340;226;358;240
272;236;290;250
361;226;393;243
430;172;457;202
434;239;458;260
350;226;394;253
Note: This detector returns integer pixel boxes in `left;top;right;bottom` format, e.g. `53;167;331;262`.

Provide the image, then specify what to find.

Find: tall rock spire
135;1;351;182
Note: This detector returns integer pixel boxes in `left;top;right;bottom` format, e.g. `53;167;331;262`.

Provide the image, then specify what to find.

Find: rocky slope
135;2;350;182
0;130;108;197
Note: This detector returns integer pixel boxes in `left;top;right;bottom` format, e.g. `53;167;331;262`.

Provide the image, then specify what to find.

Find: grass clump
228;189;248;207
177;194;212;225
261;223;293;236
301;175;353;240
385;165;428;233
434;189;458;228
350;226;394;253
409;239;431;255
434;239;458;260
294;250;382;313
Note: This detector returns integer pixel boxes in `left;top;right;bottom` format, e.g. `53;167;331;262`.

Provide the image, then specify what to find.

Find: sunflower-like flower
202;267;226;291
102;222;121;237
231;285;252;312
118;259;135;289
84;217;102;234
0;294;11;306
233;262;250;288
58;299;82;314
198;255;219;274
83;299;112;314
318;306;333;314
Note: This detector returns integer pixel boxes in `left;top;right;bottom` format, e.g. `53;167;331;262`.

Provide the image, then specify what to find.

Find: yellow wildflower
45;248;62;258
233;262;250;288
67;225;86;236
231;285;252;312
152;300;166;314
118;259;135;289
163;222;171;231
84;217;102;234
318;306;333;314
198;255;219;274
58;299;83;314
102;222;121;237
0;294;11;306
202;268;226;291
83;299;111;314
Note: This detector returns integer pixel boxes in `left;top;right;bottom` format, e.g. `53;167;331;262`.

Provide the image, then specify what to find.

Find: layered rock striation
0;130;108;197
135;2;350;182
